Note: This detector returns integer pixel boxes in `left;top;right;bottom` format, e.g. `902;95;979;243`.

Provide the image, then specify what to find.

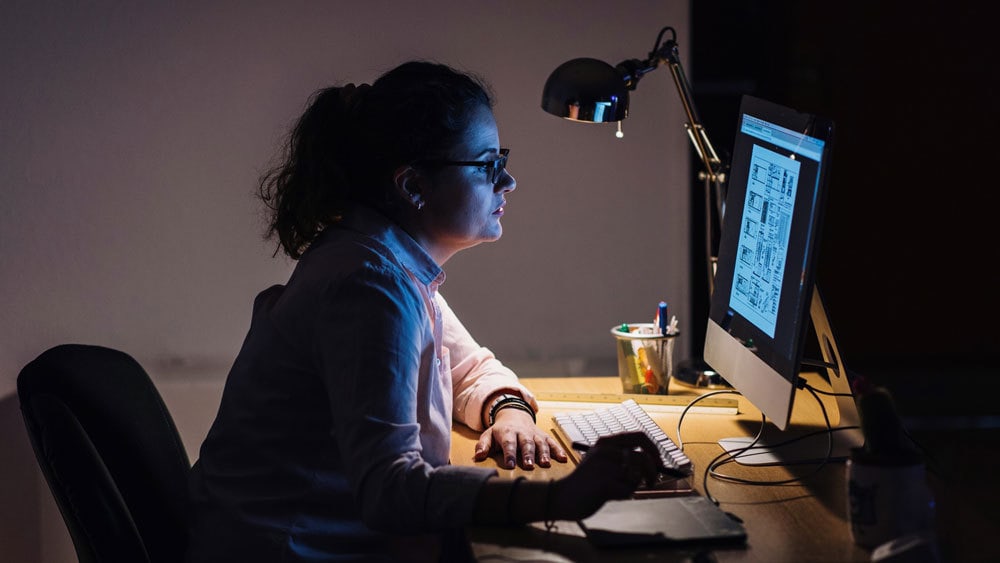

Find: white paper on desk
578;496;747;547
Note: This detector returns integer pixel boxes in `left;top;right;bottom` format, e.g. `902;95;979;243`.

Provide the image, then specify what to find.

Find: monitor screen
704;95;835;431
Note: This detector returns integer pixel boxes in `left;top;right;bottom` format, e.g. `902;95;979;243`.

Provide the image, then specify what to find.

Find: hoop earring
416;201;425;211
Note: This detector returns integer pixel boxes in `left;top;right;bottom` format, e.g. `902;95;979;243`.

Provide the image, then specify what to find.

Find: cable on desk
800;385;854;398
701;415;765;506
798;373;941;477
799;358;871;395
675;389;745;451
700;383;854;505
800;358;840;371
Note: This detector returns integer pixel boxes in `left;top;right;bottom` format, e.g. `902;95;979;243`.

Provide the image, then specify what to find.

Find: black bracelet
485;393;519;427
494;402;536;424
490;395;527;416
489;396;535;425
488;395;521;424
507;476;526;525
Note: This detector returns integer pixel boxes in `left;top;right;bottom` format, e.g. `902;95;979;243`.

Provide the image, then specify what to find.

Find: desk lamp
541;26;729;387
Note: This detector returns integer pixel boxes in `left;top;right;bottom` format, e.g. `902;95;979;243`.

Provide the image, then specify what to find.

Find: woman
186;60;659;562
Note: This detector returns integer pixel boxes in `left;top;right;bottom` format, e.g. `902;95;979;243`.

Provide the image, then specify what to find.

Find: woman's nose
497;169;515;192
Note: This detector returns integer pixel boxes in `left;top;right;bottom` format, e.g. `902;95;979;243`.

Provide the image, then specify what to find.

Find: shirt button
435;358;441;366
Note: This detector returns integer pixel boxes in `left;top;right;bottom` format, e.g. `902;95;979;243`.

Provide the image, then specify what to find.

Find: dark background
689;5;999;558
688;1;999;418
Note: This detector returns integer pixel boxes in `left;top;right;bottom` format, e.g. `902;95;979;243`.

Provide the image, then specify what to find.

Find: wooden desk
451;374;870;562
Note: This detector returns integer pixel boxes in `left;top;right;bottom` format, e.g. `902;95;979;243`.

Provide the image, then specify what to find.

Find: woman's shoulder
302;226;409;279
281;229;424;313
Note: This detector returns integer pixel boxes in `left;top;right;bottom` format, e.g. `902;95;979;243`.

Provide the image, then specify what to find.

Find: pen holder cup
611;323;679;395
847;452;936;549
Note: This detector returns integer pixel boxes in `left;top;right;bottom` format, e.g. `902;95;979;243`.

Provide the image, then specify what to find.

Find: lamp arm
657;40;728;289
612;26;730;294
613;31;727;214
656;40;724;184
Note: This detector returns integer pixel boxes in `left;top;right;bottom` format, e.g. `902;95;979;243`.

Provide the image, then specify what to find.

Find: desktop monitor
704;95;859;447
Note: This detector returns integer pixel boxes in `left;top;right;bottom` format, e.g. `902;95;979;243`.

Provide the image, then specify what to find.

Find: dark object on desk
857;386;918;460
848;386;936;549
16;344;191;563
579;495;748;548
674;357;731;389
634;475;695;498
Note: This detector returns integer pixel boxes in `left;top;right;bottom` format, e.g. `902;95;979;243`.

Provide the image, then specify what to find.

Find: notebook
578;495;748;548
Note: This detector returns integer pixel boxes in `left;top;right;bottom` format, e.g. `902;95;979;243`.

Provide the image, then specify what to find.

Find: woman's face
417;105;516;262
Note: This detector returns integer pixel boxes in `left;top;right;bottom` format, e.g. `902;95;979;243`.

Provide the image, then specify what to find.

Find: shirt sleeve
315;264;495;532
436;292;537;431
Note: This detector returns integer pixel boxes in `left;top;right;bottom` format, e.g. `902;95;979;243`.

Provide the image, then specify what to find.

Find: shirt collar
337;204;445;287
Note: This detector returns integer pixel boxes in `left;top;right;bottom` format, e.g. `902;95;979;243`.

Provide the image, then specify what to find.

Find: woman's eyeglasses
416;148;510;185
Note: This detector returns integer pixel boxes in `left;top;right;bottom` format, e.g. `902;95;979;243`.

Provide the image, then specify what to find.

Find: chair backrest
17;344;191;563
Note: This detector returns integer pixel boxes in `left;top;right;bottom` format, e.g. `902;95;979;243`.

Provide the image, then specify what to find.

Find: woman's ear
392;165;426;210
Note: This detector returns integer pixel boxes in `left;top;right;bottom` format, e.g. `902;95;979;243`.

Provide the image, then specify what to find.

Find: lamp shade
541;57;629;123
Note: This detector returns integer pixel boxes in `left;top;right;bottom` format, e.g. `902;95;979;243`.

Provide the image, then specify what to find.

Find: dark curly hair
258;60;495;259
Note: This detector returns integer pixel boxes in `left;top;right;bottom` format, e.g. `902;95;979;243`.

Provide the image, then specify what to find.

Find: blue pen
658;301;668;335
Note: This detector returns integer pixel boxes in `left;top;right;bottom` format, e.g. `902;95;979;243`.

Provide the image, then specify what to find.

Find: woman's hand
548;431;662;520
474;408;569;470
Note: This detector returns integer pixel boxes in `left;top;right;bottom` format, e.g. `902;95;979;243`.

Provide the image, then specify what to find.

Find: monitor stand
718;287;864;465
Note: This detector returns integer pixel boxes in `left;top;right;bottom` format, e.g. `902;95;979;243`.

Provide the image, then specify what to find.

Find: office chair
16;344;191;563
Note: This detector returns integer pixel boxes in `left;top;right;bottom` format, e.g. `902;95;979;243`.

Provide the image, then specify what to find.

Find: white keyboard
552;399;692;476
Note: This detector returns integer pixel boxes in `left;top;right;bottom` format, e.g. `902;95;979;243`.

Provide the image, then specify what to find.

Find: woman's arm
436;292;568;469
472;432;662;525
437;292;536;431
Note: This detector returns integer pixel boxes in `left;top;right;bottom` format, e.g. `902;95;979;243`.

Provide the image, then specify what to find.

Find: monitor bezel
704;94;835;430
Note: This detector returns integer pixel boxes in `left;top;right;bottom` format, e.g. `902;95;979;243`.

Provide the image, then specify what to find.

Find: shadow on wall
0;392;41;562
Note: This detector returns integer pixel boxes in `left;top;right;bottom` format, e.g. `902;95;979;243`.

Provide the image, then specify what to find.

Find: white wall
1;2;690;560
1;0;692;395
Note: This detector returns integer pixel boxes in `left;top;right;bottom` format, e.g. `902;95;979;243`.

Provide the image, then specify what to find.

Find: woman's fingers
593;431;663;486
473;430;493;461
485;408;571;469
518;433;536;468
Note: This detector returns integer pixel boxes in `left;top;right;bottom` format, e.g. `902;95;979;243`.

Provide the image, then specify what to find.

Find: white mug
846;457;935;549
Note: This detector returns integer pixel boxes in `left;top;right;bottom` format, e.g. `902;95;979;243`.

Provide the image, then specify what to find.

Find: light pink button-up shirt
187;205;536;562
